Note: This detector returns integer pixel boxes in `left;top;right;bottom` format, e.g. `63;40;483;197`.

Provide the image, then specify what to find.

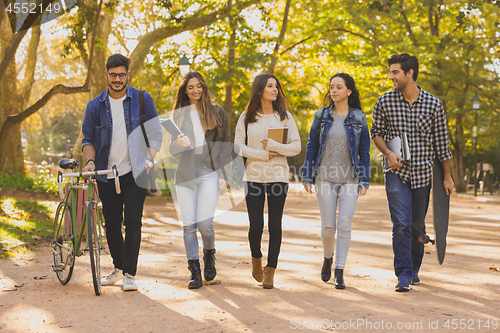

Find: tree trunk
0;11;23;174
224;0;236;128
267;0;292;74
451;113;467;192
0;63;23;174
73;3;114;164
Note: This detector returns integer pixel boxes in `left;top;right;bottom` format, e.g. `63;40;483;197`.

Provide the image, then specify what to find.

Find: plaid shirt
371;86;452;189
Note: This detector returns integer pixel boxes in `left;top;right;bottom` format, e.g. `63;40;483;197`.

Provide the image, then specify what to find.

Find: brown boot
263;266;275;289
252;257;263;282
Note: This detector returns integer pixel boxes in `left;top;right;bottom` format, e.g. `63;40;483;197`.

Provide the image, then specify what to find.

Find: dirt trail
1;185;499;332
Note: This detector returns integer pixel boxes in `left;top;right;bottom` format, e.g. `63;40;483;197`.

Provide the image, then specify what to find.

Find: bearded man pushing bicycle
81;54;162;291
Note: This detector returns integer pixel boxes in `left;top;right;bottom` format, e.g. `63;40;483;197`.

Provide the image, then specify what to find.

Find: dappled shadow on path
1;185;498;331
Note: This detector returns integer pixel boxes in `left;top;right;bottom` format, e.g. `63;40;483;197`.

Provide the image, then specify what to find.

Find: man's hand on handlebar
82;161;95;173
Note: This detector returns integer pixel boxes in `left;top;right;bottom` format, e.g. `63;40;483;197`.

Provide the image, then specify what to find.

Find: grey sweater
318;113;357;184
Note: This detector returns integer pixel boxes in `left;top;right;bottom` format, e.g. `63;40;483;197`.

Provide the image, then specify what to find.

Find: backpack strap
139;90;156;192
139;90;150;148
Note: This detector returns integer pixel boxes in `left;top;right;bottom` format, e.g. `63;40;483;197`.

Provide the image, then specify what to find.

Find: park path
1;185;499;332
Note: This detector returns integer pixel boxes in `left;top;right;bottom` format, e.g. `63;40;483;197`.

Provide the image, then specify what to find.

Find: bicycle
51;159;121;296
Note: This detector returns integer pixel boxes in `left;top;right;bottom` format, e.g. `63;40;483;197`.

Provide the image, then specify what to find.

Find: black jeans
97;171;147;276
245;182;288;268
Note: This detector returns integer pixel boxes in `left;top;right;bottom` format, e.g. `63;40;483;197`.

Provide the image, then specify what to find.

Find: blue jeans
385;172;431;279
315;178;359;269
176;164;220;260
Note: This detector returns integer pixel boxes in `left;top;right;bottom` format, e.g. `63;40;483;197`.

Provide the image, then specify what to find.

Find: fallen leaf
489;266;500;272
33;275;48;280
14;283;24;287
25;230;33;234
425;251;431;254
204;280;221;285
32;235;41;240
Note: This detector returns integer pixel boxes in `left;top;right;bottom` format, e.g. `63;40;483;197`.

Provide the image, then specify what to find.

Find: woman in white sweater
234;74;301;289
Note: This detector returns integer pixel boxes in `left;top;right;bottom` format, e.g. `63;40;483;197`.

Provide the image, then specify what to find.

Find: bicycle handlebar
57;165;121;199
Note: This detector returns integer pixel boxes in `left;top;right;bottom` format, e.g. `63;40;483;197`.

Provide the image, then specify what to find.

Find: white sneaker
101;268;123;286
123;273;138;291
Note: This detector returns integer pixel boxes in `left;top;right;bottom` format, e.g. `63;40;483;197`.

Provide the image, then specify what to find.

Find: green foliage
8;0;499;192
0;172;58;195
0;172;35;191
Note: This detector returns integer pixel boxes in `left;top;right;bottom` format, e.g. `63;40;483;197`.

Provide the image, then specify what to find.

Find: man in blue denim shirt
81;54;162;291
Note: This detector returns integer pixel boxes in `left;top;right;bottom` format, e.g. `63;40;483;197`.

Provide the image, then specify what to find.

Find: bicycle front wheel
87;201;101;296
52;201;75;285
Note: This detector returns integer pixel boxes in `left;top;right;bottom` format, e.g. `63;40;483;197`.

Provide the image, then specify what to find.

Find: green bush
0;172;59;195
0;172;174;197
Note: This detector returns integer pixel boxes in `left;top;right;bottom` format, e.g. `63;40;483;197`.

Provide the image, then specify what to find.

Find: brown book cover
268;127;288;144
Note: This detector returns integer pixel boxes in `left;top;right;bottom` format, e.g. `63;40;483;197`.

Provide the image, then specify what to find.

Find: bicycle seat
59;159;80;169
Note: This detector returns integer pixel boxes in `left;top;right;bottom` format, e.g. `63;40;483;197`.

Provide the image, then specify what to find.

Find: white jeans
315;177;359;269
176;164;220;260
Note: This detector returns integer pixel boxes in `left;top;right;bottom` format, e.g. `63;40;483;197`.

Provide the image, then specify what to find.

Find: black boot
203;248;217;282
321;257;333;282
334;268;345;289
187;259;203;289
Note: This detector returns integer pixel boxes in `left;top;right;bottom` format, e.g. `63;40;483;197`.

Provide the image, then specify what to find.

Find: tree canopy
1;0;499;192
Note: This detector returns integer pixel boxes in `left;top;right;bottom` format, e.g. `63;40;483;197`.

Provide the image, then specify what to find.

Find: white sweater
234;111;301;183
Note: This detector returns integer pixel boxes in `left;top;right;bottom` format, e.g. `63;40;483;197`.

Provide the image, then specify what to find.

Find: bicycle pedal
52;265;64;272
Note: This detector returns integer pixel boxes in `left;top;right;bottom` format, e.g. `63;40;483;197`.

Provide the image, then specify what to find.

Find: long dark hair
173;71;221;131
244;74;290;126
323;73;362;110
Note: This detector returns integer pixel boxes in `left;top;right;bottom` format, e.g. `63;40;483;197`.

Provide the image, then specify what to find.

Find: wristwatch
145;159;154;169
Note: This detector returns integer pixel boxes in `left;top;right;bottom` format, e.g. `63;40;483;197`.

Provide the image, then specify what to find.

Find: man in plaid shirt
371;54;454;292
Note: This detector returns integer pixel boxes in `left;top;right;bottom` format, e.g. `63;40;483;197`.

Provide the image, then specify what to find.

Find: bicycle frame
53;163;120;294
55;166;120;256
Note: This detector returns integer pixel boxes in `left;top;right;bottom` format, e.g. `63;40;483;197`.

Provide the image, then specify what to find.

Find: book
160;118;193;149
267;126;288;144
383;133;411;169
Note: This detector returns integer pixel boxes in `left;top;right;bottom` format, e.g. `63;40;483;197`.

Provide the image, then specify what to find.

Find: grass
0;197;56;258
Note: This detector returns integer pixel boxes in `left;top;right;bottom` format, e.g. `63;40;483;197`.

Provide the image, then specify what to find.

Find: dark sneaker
411;272;420;285
395;276;412;292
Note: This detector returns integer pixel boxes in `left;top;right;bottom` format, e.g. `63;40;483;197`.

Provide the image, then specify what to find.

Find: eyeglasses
108;72;127;79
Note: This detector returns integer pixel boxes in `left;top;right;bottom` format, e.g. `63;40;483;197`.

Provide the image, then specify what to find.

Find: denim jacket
302;105;370;188
82;86;163;182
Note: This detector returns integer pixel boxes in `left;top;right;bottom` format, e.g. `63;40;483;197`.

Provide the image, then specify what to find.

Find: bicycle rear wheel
87;201;101;295
52;201;75;285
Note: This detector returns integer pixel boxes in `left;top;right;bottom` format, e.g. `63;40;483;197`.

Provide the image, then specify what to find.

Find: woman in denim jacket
302;73;370;289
